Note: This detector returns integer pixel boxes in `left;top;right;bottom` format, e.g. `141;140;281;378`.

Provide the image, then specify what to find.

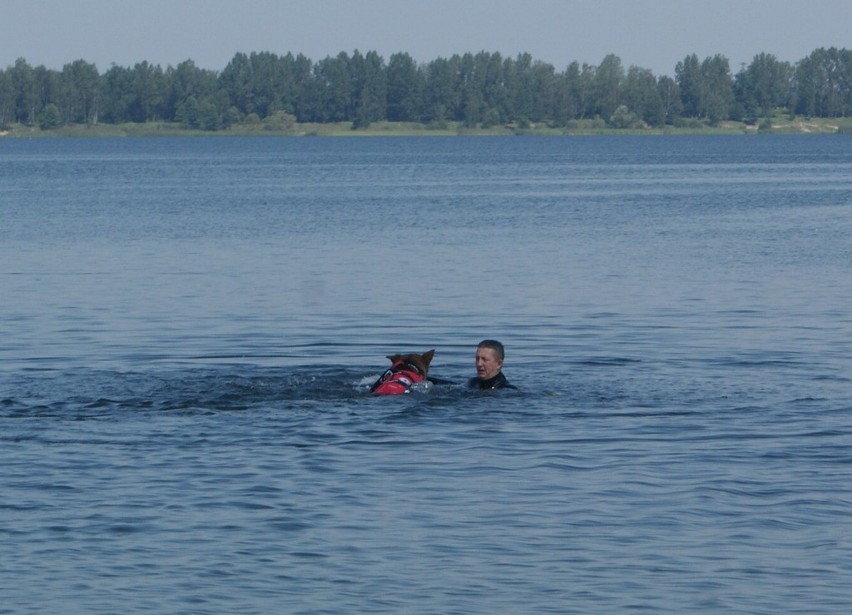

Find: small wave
1;365;483;417
574;356;643;367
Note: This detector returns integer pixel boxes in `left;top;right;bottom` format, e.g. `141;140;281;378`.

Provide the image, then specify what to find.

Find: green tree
553;61;584;123
792;47;852;117
591;54;625;119
249;51;289;117
166;59;218;120
386;52;421;121
33;66;58;122
0;69;15;127
283;53;314;120
578;63;597;119
700;55;734;124
623;66;664;126
350;50;387;128
793;52;820;117
657;75;683;124
263;109;296;131
479;51;506;124
676;53;734;123
421;56;461;123
128;61;166;122
219;52;252;115
38;102;62;129
59;59;100;124
608;104;637;128
100;64;134;123
675;53;703;117
223;105;240;128
175;95;199;128
10;58;38;124
313;52;352;122
528;59;557;122
198;97;220;130
500;55;521;121
458;52;484;126
735;53;791;121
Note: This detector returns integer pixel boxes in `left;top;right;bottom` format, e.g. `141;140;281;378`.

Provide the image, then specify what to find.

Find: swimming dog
370;349;435;395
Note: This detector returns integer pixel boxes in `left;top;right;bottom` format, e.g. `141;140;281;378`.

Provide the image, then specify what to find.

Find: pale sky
3;0;850;76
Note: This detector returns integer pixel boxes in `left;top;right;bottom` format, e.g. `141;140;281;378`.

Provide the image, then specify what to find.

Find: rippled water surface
2;135;851;614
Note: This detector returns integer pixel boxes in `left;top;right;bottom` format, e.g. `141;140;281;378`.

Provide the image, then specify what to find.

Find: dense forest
1;47;851;131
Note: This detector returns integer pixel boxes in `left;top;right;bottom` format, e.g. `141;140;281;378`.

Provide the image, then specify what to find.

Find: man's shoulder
496;373;517;389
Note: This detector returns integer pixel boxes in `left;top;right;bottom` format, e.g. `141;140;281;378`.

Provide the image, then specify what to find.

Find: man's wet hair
477;339;505;362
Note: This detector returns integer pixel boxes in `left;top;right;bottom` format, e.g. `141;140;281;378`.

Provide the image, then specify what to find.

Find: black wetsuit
468;372;515;390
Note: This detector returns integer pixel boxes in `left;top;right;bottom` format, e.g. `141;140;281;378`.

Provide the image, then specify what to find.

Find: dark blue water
2;135;851;614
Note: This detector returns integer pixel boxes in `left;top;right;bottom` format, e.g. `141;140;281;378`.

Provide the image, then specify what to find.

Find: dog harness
371;361;425;395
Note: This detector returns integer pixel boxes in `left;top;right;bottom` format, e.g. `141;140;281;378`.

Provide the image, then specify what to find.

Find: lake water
1;135;851;614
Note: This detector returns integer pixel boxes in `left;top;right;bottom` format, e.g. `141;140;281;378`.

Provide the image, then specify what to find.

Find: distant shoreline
1;116;848;138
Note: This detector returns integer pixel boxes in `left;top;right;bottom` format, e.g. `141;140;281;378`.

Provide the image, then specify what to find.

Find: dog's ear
386;354;403;364
421;349;435;366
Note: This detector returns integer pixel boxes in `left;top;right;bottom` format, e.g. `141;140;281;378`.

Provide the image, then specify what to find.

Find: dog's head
385;349;435;378
371;349;436;395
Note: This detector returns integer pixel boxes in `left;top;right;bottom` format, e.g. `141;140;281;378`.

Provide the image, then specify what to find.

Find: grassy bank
3;115;850;138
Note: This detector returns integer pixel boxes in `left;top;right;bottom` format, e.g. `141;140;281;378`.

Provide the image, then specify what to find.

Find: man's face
475;347;503;381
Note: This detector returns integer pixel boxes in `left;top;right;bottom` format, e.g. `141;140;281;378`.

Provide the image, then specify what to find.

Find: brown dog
370;350;435;395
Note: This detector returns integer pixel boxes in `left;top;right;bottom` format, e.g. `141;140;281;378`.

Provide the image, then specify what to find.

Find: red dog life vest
371;361;425;395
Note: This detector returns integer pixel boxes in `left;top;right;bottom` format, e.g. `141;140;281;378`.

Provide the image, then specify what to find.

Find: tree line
1;47;851;131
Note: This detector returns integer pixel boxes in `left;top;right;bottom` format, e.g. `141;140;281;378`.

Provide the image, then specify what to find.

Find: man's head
475;339;504;381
